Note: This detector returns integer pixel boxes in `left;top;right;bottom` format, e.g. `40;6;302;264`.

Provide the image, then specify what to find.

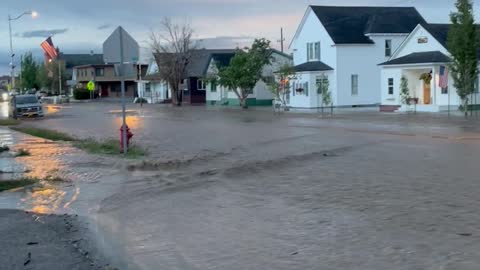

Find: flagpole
58;59;62;97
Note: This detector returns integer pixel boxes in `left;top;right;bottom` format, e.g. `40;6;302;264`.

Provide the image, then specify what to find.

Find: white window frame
307;41;321;61
385;40;392;57
388;78;394;95
197;79;206;91
351;75;359;96
210;80;217;92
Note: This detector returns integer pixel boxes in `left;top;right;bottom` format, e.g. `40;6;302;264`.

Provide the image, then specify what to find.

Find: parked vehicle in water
9;94;44;118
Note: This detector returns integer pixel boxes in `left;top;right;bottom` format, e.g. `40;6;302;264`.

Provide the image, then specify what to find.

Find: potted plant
419;72;432;84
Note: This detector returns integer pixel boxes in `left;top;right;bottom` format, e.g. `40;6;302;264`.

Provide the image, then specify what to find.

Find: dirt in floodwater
0;127;121;269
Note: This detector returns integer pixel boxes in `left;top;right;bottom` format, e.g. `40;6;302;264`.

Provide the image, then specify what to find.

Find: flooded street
2;102;480;269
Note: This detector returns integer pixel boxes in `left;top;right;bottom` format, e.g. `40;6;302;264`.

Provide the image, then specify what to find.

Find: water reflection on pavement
0;127;121;216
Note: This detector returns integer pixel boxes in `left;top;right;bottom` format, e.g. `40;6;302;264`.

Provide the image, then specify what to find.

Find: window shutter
292;82;296;96
304;82;309;96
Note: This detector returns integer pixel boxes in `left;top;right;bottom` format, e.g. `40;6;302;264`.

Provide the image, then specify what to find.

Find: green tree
36;63;52;90
268;63;295;110
316;75;332;115
36;60;66;95
400;76;410;104
20;52;38;91
447;0;479;116
218;38;272;108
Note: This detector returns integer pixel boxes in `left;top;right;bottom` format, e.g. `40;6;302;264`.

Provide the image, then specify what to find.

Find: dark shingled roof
188;49;236;77
154;49;236;78
421;23;480;59
310;6;426;44
294;61;334;72
379;51;451;66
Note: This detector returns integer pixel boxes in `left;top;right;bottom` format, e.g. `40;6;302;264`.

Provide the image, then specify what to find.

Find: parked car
9;94;44;118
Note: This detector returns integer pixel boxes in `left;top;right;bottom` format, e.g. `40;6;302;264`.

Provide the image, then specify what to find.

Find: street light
8;10;38;90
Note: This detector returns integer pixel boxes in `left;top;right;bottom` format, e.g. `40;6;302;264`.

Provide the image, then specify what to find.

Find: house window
304;82;309;96
388;78;394;95
385;40;392;57
307;42;320;61
316;76;329;94
95;68;104;77
197;79;206;90
351;75;358;96
292;82;296;96
145;83;151;93
91;70;94;76
210;80;217;92
418;37;428;44
441;86;448;94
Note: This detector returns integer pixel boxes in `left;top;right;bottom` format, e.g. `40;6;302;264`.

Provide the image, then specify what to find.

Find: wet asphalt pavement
2;101;480;269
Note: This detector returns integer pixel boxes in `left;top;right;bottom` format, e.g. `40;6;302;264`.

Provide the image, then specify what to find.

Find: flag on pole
439;65;448;89
41;37;58;62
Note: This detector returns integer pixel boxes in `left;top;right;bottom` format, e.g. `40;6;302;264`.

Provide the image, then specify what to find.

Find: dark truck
9;94;44;118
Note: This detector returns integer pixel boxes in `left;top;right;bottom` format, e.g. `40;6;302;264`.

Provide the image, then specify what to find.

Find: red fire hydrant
120;125;134;152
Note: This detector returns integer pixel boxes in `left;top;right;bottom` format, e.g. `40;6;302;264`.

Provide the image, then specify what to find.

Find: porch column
431;66;437;105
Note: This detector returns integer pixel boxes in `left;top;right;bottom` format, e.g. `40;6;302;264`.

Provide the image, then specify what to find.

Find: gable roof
293;61;333;72
421;23;480;59
154;49;236;78
379;51;451;66
188;49;236;77
310;6;426;44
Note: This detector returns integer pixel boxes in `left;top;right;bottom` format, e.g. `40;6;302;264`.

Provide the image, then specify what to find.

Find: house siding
394;26;450;58
290;8;337;106
335;35;407;106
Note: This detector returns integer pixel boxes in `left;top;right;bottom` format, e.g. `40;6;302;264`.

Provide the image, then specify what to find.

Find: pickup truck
9;94;44;118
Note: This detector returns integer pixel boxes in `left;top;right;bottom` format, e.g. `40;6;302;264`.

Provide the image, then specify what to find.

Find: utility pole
8;11;38;91
58;59;62;96
8;15;15;90
277;28;285;53
119;28;128;155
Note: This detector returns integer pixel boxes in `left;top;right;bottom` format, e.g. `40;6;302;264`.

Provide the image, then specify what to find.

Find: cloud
19;29;69;38
195;36;255;49
98;24;113;30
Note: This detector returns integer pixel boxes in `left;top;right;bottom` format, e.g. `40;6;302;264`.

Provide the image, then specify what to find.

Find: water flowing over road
2;102;480;269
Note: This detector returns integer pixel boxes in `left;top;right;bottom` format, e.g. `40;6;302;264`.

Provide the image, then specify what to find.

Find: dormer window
307;42;320;61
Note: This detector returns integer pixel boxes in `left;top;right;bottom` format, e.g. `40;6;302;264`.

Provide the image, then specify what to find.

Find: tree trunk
171;88;182;106
240;97;248;109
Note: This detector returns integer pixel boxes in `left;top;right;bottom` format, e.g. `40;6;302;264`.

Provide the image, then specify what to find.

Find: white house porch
380;51;464;112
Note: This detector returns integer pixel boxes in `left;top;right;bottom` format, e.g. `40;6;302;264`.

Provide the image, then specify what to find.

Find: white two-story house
288;6;426;109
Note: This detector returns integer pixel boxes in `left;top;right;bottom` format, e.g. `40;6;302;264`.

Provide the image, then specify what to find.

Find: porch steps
379;105;401;112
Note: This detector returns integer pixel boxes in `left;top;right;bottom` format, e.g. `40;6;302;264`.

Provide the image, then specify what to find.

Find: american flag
40;37;58;61
439;65;448;89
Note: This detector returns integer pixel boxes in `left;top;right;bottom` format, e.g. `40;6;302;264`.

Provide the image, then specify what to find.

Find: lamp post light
8;10;38;90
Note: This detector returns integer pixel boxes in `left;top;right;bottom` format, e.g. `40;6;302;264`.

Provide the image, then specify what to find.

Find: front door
423;83;431;104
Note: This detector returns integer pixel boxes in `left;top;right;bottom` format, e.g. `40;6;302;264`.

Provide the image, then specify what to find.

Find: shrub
73;88;91;100
135;97;148;104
